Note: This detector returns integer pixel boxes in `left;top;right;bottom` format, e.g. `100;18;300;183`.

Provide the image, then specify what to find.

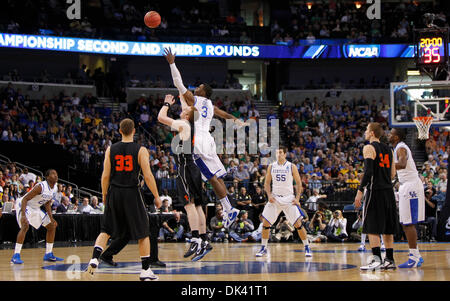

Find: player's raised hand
164;48;175;64
164;94;175;105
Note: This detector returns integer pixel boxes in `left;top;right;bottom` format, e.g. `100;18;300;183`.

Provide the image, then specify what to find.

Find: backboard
390;80;450;128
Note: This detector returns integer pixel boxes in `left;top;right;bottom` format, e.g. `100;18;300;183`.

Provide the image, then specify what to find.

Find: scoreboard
415;27;449;77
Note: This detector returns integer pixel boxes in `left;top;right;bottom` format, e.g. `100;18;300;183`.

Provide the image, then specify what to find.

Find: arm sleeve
169;63;188;95
358;158;374;192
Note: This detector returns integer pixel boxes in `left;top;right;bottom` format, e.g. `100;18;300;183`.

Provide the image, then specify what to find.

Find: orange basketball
144;11;161;28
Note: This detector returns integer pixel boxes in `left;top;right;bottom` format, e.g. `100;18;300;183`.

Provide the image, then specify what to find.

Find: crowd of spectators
1;0;255;44
2;1;448;46
272;1;449;45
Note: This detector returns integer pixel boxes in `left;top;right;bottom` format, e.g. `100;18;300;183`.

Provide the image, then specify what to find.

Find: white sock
262;238;268;247
361;234;366;245
380;235;384;245
46;243;54;254
15;243;23;254
302;239;309;247
219;196;233;212
410;248;421;258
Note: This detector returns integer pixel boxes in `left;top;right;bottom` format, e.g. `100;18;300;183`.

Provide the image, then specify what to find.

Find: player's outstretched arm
139;147;161;208
101;147;111;206
164;48;195;106
214;106;246;127
157;94;176;127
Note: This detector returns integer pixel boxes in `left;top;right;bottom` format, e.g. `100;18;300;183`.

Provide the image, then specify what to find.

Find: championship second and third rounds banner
0;33;439;59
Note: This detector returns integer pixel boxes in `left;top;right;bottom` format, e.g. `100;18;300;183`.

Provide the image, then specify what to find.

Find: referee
87;118;162;281
354;122;399;271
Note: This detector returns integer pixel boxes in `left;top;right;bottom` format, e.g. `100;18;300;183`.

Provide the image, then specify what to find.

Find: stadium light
355;2;362;9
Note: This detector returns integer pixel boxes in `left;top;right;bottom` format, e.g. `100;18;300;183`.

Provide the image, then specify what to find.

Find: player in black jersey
157;94;212;261
354;122;399;271
86;118;162;281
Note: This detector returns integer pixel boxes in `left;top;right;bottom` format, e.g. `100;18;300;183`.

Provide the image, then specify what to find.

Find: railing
12;161;44;178
0;154;11;163
79;187;102;199
56;178;80;200
137;122;157;146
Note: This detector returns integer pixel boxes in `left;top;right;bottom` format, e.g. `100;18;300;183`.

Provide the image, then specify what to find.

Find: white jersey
193;95;214;136
20;181;57;209
271;160;294;196
394;141;420;184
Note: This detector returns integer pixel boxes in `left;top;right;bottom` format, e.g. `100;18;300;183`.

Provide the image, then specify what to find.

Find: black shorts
101;186;150;240
176;160;203;206
362;188;399;235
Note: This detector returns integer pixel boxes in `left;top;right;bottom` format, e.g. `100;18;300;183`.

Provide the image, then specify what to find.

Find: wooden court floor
0;242;449;281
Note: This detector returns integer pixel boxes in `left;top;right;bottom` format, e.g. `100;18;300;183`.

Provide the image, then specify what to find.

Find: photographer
424;189;438;241
229;210;254;242
273;216;295;242
326;210;348;242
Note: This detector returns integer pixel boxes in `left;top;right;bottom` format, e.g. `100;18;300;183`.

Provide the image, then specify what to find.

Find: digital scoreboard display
415;28;449;68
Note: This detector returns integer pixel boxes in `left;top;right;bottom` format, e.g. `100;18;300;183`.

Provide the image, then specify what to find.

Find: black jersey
109;141;141;188
370;141;393;190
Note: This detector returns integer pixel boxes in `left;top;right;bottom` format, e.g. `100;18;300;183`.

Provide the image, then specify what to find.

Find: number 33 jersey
109;142;141;188
271;161;293;197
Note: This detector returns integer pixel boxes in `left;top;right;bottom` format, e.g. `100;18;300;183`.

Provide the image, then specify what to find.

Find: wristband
163;102;171;108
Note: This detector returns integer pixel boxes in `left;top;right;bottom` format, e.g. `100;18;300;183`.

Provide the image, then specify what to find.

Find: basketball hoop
413;116;433;140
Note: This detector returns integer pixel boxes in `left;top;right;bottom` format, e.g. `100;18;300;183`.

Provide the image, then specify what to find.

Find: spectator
326;210;348;242
306;189;327;211
210;209;227;242
159;199;170;213
160;189;173;207
424;190;437;241
236;186;252;213
229;210;254;242
56;196;71;213
159;211;185;242
90;196;104;213
78;197;94;214
251;186;267;224
18;168;36;187
233;163;250;189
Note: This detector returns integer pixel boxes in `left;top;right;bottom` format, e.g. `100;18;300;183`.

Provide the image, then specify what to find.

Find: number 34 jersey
370;141;394;190
271;160;294;197
109;142;141;188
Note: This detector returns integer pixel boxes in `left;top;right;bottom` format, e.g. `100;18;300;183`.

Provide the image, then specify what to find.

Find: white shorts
193;135;226;181
398;179;425;225
15;198;51;230
262;195;306;226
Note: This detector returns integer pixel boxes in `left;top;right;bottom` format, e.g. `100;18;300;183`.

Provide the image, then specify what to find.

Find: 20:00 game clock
415;27;449;69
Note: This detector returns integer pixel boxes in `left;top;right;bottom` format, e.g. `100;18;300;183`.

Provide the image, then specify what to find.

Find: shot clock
415;27;449;70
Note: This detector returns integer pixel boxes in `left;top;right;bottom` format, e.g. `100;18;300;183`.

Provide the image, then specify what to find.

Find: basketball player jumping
164;48;243;229
388;128;425;268
87;119;162;281
11;169;64;264
256;146;312;257
354;123;398;271
157;94;212;261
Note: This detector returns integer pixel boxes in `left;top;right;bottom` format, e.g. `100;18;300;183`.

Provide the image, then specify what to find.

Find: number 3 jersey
109;141;141;188
193;95;215;155
271;160;293;196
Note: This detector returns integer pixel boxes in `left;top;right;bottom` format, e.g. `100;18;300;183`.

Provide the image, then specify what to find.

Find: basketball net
413;109;433;140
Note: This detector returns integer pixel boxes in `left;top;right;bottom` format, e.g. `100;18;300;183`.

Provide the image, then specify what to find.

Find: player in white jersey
256;147;312;257
11;169;64;264
164;48;243;228
388;128;425;268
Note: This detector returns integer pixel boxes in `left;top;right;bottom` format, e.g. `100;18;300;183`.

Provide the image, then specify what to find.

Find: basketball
144;11;161;28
